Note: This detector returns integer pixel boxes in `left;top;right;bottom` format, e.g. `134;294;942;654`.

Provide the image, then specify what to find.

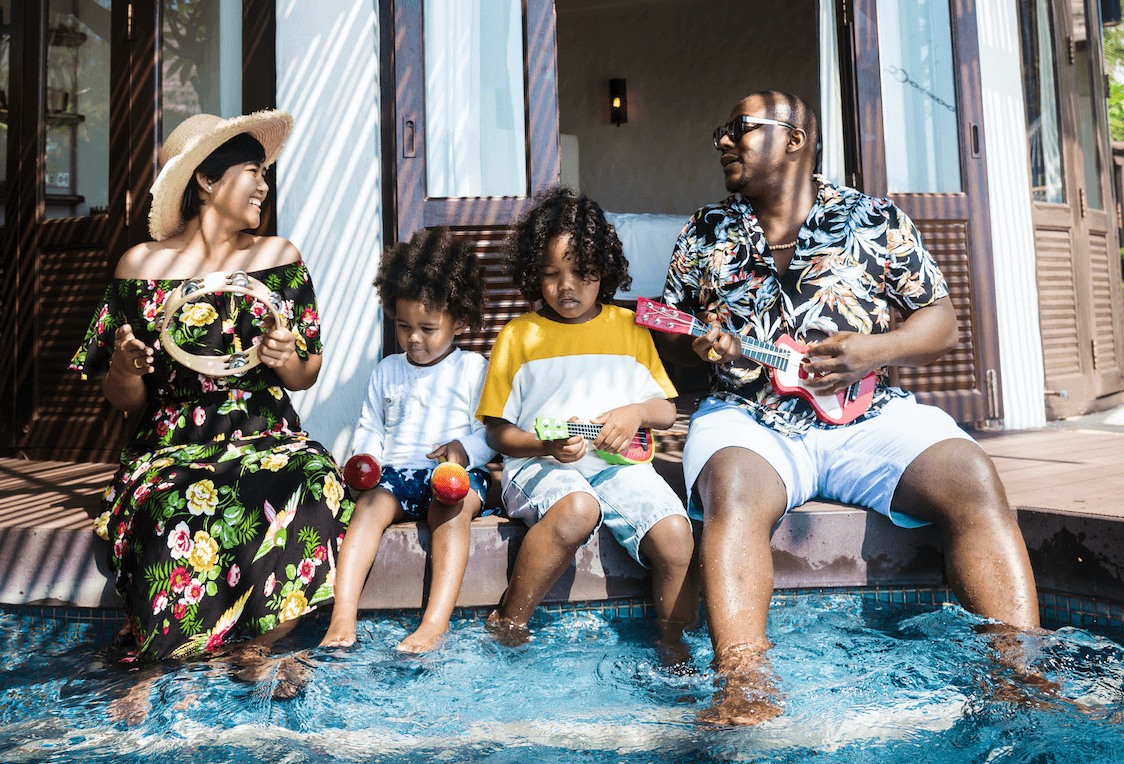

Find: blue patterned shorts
377;465;491;517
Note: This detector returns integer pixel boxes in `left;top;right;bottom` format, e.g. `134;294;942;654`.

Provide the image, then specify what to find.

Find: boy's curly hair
374;227;486;330
503;187;631;304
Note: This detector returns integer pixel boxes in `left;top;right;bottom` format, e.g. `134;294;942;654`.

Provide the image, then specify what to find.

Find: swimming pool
1;592;1122;763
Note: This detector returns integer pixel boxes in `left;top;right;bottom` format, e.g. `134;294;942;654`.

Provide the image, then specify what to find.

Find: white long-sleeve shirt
349;348;494;470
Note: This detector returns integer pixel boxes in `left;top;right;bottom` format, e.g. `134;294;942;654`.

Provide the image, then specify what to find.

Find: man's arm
800;295;958;395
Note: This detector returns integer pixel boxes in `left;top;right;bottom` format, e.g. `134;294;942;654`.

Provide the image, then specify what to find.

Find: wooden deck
1;415;1123;610
976;427;1124;519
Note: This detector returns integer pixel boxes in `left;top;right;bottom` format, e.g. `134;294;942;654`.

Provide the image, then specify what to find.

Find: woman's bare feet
396;622;448;653
108;673;156;727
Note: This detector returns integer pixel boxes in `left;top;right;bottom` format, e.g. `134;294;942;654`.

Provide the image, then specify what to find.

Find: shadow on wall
275;0;384;461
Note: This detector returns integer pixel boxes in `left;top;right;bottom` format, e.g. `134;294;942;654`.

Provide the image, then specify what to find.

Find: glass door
844;0;1001;423
391;0;560;356
1018;0;1124;417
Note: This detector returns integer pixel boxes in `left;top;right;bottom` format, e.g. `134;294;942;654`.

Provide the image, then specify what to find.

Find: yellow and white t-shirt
476;305;677;480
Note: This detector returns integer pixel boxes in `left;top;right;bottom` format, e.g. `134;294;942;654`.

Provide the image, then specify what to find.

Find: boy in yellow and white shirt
478;188;698;651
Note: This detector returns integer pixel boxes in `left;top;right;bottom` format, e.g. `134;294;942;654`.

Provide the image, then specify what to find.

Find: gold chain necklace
769;239;799;250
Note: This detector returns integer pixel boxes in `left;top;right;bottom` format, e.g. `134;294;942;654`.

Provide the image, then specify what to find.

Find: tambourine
158;270;287;377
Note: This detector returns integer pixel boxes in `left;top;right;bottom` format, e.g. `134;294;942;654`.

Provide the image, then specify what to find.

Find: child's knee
542;492;600;547
643;515;695;572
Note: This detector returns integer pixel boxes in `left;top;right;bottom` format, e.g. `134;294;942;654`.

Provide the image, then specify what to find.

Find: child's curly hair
374;227;486;331
503;187;631;304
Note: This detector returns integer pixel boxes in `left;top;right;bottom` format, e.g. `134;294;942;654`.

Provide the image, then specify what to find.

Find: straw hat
148;110;293;241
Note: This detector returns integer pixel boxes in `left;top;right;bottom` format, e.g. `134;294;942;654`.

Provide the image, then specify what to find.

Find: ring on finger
707;347;721;362
133;357;143;369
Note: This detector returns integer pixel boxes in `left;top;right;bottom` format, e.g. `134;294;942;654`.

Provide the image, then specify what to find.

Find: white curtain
818;0;847;186
424;0;527;198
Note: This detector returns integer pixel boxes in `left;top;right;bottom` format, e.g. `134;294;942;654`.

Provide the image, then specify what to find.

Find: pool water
1;594;1122;763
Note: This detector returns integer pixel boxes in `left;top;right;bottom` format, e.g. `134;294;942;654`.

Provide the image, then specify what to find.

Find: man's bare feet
699;671;785;726
699;641;784;726
485;610;532;647
396;622;447;653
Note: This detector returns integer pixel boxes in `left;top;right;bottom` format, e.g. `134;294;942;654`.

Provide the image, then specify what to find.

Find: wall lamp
610;78;627;125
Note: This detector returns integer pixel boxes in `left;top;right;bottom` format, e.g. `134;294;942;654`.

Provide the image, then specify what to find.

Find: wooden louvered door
390;0;559;356
1;0;127;461
1020;0;1124;417
1;0;279;461
844;0;1000;423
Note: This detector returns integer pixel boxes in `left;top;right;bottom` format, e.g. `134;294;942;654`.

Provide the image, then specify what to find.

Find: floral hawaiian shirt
662;176;949;436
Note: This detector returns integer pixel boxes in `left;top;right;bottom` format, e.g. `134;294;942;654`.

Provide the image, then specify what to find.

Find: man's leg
697;446;789;662
891;439;1040;630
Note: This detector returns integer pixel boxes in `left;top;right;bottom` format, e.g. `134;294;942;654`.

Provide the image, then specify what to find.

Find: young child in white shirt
321;227;494;653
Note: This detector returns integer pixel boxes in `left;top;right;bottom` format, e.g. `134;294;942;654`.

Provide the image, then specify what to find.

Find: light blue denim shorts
682;394;975;528
502;459;688;567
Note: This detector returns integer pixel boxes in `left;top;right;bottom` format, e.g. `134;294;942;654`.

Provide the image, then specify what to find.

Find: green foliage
298;527;321;559
1106;27;1124;141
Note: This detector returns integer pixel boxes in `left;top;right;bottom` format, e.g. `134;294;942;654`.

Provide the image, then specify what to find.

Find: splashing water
0;594;1121;763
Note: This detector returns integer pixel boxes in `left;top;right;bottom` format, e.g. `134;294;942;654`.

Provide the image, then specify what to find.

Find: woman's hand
258;316;297;370
110;324;154;376
256;316;321;391
102;324;152;412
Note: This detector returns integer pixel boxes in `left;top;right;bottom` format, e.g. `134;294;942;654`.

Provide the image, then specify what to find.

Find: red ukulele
635;297;876;425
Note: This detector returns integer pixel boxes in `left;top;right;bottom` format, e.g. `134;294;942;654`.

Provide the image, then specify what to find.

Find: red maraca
343;453;382;491
431;461;471;504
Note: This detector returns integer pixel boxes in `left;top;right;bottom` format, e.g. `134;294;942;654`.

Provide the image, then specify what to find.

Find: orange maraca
431;461;471;504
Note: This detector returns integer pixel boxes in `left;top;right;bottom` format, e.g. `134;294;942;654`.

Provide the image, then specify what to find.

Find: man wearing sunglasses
654;92;1040;725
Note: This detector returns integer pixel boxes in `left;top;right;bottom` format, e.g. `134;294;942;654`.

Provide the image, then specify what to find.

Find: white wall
977;1;1048;429
555;0;819;216
276;1;383;459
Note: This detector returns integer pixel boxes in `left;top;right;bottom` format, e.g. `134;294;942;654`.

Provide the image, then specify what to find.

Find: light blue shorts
682;394;975;528
502;459;689;568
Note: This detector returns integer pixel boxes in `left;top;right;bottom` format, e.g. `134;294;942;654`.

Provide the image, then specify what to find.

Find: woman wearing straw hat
70;111;352;666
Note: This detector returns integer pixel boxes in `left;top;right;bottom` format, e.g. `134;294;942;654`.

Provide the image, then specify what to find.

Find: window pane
877;0;962;193
44;0;111;220
424;0;528;198
1;0;10;225
1074;0;1103;210
162;0;243;142
1018;0;1066;203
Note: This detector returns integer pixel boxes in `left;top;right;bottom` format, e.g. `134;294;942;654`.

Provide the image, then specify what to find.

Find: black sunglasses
713;115;797;149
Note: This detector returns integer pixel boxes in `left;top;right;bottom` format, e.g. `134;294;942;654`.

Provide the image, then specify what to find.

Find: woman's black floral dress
70;261;353;662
